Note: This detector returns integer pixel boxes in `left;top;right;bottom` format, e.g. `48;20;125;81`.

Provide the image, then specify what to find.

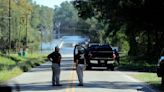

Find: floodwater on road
40;36;89;57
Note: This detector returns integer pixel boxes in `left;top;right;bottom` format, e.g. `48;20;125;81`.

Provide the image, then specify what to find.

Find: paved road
7;58;157;92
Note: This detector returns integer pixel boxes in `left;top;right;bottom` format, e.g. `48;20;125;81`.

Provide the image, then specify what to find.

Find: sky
33;0;73;8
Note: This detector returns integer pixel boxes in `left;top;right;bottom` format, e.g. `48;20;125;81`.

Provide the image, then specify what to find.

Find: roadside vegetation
0;0;54;53
119;55;164;91
119;55;157;72
0;0;164;91
130;73;164;92
0;53;46;84
73;0;164;64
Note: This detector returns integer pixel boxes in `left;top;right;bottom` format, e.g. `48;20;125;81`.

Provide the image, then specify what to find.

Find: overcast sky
33;0;73;8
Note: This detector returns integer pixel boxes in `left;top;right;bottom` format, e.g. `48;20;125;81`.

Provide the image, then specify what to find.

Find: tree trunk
162;76;164;86
147;31;151;56
127;31;137;56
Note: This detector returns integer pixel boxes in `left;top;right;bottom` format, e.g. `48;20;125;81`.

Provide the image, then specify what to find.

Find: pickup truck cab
74;44;116;70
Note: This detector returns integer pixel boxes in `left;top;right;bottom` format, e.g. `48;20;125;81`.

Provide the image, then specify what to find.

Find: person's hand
49;58;53;62
74;62;77;68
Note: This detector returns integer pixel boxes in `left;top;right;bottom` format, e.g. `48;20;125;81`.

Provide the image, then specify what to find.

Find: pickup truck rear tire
110;66;114;71
108;64;115;71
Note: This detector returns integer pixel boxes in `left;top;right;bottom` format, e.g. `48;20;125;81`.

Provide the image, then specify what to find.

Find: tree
53;1;79;37
0;0;54;53
73;0;164;63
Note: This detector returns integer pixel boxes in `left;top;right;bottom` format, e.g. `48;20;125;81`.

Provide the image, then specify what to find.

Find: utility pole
25;14;28;47
8;0;11;55
40;25;43;53
38;24;45;53
41;29;42;52
55;22;61;39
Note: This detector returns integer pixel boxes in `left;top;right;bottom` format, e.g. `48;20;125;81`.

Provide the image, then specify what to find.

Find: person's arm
74;54;78;67
47;53;53;61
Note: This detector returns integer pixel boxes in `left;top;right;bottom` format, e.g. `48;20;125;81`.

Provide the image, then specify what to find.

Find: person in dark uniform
47;46;62;86
74;48;86;86
114;49;120;64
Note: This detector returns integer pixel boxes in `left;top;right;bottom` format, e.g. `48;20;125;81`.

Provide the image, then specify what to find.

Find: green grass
130;73;164;91
0;53;46;83
0;67;22;84
119;55;164;91
0;56;16;71
106;54;164;91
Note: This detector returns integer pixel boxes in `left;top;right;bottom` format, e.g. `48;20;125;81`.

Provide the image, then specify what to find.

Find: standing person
114;49;120;64
74;48;85;86
158;48;164;86
22;47;28;57
47;46;62;86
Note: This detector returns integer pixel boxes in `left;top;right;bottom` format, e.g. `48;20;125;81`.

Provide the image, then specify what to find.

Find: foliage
73;0;164;63
53;1;79;37
119;55;156;72
53;1;106;43
130;73;164;92
0;0;54;53
0;67;22;84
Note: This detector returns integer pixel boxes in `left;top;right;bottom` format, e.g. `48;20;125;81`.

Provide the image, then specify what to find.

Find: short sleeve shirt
48;51;61;64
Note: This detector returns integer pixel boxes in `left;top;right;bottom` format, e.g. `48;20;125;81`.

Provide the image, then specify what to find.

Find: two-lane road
7;58;157;92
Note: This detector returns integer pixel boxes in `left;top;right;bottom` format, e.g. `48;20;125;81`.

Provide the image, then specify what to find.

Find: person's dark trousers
76;64;85;85
52;63;61;85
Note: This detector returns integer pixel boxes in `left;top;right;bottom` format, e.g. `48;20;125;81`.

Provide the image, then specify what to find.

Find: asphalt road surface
7;58;157;92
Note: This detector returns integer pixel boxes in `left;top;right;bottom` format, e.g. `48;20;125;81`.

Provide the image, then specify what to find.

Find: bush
19;63;31;72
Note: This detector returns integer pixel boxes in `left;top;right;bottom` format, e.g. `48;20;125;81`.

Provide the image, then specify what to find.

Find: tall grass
0;53;46;83
0;56;16;71
0;67;22;84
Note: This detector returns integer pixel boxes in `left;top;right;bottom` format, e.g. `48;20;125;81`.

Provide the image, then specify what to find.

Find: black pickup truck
74;44;116;70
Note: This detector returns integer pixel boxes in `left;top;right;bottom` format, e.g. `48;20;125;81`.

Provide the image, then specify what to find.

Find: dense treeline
73;0;164;63
0;0;54;53
1;0;163;64
54;1;112;44
53;1;78;37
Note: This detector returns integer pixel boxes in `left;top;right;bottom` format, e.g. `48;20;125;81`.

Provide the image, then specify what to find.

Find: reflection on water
40;39;61;54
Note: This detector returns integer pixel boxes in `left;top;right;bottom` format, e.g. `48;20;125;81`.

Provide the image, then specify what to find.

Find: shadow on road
19;80;77;91
14;59;154;92
19;80;149;92
79;81;150;92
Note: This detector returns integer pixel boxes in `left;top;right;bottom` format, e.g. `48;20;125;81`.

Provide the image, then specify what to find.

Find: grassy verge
118;55;163;91
0;53;46;83
119;55;157;72
129;73;164;92
0;67;22;84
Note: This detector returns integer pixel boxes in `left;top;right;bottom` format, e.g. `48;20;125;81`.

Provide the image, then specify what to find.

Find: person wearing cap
47;46;62;86
74;47;86;86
